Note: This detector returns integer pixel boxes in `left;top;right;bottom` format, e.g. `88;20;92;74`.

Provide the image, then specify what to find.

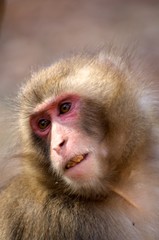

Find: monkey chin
64;175;110;200
62;153;109;199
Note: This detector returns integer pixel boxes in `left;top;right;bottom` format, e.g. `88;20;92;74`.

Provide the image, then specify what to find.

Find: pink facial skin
30;94;80;139
30;93;104;183
30;94;85;169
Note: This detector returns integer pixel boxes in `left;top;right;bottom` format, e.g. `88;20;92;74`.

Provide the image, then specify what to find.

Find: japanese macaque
0;47;159;240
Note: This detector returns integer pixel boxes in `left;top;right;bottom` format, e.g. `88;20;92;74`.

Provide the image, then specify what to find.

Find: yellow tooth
66;155;85;169
72;155;84;163
66;161;77;169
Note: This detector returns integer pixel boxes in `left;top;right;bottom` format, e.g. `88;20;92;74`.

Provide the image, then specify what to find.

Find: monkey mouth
65;153;88;170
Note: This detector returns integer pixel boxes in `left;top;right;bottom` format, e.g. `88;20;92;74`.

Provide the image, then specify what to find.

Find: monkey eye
59;102;71;114
38;118;51;131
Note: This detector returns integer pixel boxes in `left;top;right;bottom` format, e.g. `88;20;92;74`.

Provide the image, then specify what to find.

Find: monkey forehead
19;56;128;112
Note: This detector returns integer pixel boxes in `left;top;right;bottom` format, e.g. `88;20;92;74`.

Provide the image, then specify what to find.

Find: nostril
59;140;65;148
52;139;67;154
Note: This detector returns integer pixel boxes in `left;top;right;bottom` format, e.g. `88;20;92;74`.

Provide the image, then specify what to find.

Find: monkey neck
109;157;146;210
110;186;139;209
110;157;149;211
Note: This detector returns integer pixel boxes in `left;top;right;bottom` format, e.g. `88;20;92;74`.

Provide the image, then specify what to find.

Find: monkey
0;47;159;240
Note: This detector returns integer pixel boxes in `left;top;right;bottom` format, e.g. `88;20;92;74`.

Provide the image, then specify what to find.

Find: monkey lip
65;153;88;170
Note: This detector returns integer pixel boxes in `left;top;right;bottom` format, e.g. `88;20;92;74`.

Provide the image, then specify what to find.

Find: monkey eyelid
58;102;72;115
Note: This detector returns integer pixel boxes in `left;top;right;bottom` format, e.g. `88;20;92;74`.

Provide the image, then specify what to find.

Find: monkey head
17;54;151;198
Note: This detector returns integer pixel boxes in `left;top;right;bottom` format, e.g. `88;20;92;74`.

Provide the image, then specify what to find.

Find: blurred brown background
0;0;159;185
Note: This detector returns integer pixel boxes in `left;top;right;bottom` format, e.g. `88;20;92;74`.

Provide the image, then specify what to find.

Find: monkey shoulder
0;176;157;240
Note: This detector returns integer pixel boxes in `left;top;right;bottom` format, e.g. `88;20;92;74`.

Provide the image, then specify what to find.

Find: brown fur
0;48;159;239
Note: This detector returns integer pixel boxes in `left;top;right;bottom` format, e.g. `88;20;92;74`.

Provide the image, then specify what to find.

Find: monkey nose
52;140;66;154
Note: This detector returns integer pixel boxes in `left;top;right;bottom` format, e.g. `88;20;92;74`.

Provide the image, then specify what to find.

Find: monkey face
29;92;109;196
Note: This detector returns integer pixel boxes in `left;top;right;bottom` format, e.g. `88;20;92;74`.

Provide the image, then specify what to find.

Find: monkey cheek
50;153;64;176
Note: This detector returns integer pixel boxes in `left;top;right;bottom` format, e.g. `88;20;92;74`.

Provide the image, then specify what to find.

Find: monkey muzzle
65;154;88;169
